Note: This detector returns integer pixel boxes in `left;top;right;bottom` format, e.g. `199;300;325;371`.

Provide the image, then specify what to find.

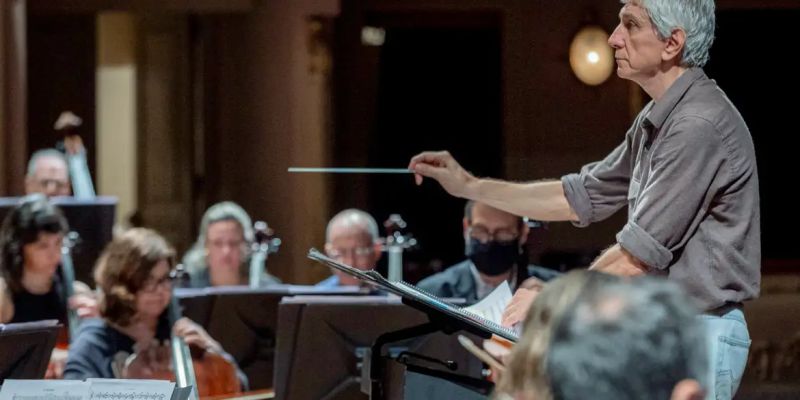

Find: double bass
123;264;241;398
54;111;96;199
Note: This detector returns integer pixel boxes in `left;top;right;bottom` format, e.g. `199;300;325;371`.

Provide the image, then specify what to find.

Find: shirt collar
645;67;706;130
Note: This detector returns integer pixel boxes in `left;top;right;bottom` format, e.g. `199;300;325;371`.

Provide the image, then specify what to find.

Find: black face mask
466;238;519;276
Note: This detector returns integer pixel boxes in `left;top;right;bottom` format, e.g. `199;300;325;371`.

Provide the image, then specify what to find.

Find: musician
0;194;96;377
315;208;382;288
182;202;280;287
417;200;560;303
544;278;706;400
24;111;96;198
64;228;245;386
24;149;71;197
409;1;758;397
496;270;619;399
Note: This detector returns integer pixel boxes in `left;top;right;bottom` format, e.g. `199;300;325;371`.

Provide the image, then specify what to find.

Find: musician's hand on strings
69;282;99;318
69;292;99;319
501;285;543;328
174;317;223;354
408;151;476;198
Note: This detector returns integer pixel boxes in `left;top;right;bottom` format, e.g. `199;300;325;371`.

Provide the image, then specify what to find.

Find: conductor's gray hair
622;0;716;67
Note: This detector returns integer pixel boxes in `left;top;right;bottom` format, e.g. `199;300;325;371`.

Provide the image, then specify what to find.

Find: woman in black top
0;194;96;377
64;228;246;391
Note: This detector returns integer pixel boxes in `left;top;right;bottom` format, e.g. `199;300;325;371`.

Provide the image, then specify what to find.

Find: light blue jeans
699;308;751;400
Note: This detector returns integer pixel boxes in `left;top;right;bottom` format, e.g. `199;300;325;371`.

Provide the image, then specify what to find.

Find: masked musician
417;201;559;303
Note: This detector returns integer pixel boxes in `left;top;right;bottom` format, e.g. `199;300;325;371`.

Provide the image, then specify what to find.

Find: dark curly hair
94;228;175;327
0;194;68;293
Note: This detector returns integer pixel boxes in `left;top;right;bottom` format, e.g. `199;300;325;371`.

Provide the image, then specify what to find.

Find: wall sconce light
569;25;614;86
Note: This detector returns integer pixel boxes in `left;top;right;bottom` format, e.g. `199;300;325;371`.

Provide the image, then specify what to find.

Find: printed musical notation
90;392;167;400
87;379;174;400
0;380;89;400
11;393;85;400
0;380;179;400
11;394;86;400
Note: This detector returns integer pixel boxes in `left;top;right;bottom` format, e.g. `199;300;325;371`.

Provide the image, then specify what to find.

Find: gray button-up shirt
562;68;760;312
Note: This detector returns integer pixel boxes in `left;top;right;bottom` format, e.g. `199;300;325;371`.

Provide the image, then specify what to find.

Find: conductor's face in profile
325;225;382;286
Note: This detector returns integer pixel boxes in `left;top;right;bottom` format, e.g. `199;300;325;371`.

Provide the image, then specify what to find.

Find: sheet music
0;380;178;400
463;281;512;327
86;379;174;400
0;380;90;400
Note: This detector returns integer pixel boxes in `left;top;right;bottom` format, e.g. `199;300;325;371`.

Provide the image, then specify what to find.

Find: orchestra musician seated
182;201;280;287
64;228;247;392
25;111;95;198
315;208;383;288
0;194;97;378
417;201;560;304
24;149;71;198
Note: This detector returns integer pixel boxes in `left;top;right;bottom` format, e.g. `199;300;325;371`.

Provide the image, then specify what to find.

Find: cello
122;264;241;398
45;231;81;379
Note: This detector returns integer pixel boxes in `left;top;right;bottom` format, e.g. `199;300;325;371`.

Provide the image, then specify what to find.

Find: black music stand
0;196;116;286
0;320;61;382
273;296;488;400
305;249;514;399
175;285;366;390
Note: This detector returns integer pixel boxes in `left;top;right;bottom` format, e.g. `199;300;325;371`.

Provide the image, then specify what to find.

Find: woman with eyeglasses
0;194;97;378
182;201;280;287
64;228;243;387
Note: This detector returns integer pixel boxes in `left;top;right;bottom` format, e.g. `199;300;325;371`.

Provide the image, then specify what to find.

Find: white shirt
468;261;517;300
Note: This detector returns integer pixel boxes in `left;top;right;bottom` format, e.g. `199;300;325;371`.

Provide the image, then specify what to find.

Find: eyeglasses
468;226;519;244
37;178;69;191
207;239;247;250
141;274;173;293
326;246;375;261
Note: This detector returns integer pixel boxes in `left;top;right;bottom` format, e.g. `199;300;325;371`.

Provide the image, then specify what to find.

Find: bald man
316;208;383;288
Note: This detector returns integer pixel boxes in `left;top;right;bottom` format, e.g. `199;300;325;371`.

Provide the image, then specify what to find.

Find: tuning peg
170;264;192;289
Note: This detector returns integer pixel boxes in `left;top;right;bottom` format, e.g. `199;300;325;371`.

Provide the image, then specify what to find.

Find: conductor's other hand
408;151;475;198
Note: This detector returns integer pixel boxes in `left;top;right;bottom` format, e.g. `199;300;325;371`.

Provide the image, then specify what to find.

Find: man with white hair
25;149;71;197
409;1;758;398
316;208;382;287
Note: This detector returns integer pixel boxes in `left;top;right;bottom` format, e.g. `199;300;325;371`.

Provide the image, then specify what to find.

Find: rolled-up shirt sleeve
562;138;632;227
616;117;726;270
